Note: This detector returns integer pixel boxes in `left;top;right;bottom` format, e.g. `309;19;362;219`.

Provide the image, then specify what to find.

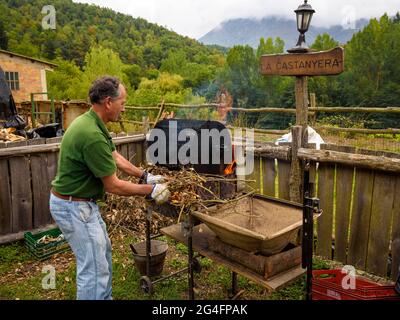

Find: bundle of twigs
101;194;174;239
101;165;255;238
146;165;219;213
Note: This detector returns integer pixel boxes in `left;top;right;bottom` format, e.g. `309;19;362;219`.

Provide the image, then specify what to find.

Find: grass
0;229;335;301
0;241;77;300
0;242;31;275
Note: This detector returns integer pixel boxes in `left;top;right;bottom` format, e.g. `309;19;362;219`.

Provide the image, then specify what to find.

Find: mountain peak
199;16;369;49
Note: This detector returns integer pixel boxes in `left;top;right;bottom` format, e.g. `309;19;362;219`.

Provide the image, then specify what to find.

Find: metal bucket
130;240;168;277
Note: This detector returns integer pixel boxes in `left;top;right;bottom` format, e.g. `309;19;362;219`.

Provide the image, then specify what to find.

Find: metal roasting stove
132;119;238;295
131;119;322;299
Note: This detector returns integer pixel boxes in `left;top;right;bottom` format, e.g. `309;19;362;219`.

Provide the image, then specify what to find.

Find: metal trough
192;194;319;256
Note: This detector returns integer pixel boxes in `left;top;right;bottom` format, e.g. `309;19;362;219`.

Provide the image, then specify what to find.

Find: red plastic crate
312;269;400;300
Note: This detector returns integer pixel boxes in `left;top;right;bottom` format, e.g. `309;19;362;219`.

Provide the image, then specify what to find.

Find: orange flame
224;160;236;175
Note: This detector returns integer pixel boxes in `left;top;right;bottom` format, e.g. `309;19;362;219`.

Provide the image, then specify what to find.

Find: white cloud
73;0;400;39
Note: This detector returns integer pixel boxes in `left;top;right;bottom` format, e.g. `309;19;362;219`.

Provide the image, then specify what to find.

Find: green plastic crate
24;227;70;261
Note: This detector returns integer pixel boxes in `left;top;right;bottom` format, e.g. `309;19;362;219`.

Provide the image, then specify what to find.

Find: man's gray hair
89;76;121;104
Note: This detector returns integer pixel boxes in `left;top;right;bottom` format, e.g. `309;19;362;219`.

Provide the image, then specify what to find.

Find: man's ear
104;97;112;110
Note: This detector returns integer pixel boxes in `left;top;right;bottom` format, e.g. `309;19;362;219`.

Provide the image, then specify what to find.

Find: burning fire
224;143;236;175
224;160;236;175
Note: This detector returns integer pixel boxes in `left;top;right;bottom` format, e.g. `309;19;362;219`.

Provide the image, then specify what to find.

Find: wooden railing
19;99;400;135
123;101;400;136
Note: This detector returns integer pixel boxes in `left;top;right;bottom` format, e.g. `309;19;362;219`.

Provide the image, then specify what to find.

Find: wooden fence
124;101;400;136
305;145;400;282
17;99;400;135
3;97;400;282
0;134;146;244
0;130;399;281
245;142;400;281
243;143;291;200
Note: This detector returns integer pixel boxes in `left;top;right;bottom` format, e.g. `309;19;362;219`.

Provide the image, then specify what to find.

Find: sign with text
260;47;344;76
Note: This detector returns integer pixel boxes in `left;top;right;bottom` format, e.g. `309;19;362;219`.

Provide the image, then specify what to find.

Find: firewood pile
102;165;254;238
0;128;25;142
101;194;171;238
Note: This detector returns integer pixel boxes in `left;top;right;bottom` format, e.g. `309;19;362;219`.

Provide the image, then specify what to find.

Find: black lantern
288;0;315;53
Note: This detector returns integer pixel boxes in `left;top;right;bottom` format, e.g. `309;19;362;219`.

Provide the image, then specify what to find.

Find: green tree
160;50;187;74
254;37;296;129
334;15;400;127
160;50;217;92
9;33;39;58
0;20;8;50
224;45;258;106
254;37;286;106
393;12;400;23
308;34;340;107
77;45;130;98
47;58;84;100
311;33;339;51
256;37;284;59
129;73;191;106
0;0;223;72
123;64;142;89
41;33;58;60
342;15;393;105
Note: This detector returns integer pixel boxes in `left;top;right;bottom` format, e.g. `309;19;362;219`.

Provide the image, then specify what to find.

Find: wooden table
161;222;306;294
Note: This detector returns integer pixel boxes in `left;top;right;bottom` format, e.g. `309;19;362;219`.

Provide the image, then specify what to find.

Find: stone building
0;49;56;102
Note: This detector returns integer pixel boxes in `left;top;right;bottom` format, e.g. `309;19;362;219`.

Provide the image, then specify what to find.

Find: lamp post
287;1;316;301
288;0;315;53
286;1;316;203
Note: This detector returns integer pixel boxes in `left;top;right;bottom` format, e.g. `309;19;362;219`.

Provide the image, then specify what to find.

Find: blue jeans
49;194;112;300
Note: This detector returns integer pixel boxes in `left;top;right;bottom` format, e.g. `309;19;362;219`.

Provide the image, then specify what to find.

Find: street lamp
288;0;315;53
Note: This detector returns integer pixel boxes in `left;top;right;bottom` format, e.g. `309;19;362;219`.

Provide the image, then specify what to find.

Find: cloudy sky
73;0;400;39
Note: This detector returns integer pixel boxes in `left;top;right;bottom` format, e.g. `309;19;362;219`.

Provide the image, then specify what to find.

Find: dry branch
102;165;251;237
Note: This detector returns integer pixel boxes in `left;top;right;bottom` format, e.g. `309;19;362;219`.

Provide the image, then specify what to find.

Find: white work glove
139;171;165;184
146;172;165;184
150;184;171;205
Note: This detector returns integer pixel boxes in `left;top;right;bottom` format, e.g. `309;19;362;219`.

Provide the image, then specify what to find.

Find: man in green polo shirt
50;76;170;300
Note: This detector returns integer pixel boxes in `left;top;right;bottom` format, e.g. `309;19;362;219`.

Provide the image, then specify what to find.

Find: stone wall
0;52;54;102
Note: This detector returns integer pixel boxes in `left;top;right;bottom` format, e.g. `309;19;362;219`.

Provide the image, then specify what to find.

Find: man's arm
102;173;153;196
102;173;170;204
112;150;144;178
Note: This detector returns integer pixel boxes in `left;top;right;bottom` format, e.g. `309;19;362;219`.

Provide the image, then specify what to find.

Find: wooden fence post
289;76;309;203
290;126;307;202
153;99;165;128
142;116;150;134
295;76;309;127
310;93;316;126
0;142;11;236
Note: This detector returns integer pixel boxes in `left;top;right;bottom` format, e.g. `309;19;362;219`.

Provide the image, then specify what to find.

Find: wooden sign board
260;47;344;76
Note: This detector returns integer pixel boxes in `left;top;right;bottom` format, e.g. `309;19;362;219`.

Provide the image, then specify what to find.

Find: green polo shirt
52;108;117;199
